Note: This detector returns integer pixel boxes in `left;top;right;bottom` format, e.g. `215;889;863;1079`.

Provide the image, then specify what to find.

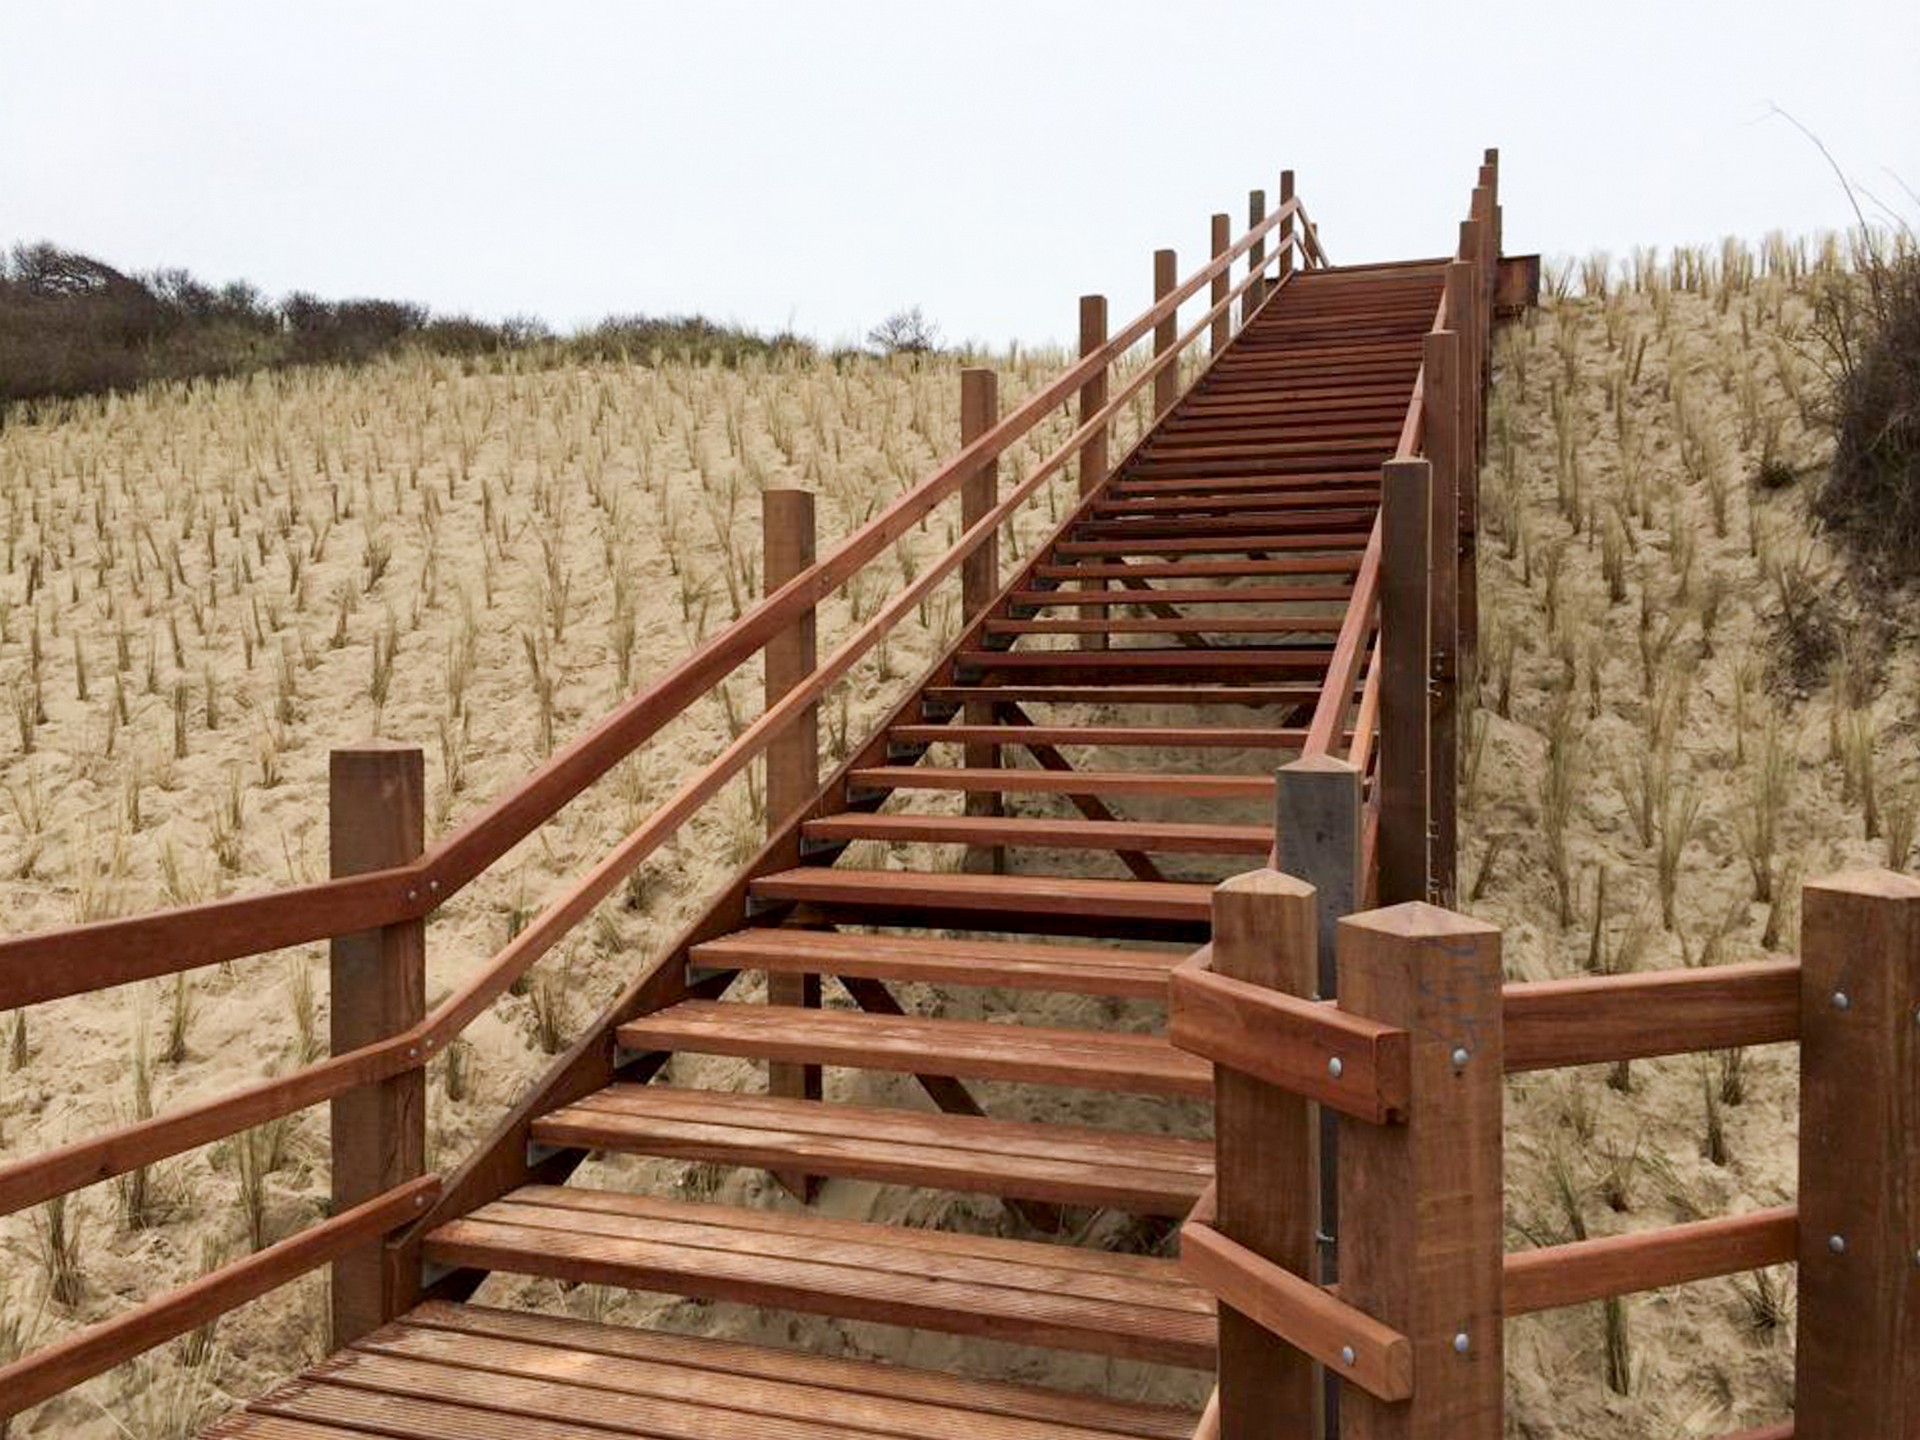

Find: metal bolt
1328;1057;1345;1079
1451;1046;1471;1070
1453;1331;1471;1354
1828;1233;1847;1255
429;879;440;893
1340;1345;1356;1367
1832;990;1851;1011
406;888;418;903
406;1046;418;1059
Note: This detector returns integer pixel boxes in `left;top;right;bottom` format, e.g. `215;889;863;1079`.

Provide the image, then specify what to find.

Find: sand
1;247;1910;1438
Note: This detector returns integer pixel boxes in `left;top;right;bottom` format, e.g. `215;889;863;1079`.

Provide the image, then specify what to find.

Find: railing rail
1177;859;1918;1440
0;171;1327;1423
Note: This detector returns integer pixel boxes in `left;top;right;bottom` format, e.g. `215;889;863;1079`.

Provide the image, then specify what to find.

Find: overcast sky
4;0;1915;348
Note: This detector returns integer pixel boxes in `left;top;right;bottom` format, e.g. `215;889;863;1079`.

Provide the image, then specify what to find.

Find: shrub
1808;233;1920;581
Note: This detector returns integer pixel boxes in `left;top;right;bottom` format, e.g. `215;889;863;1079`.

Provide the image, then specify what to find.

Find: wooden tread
689;927;1188;997
889;723;1306;748
209;1300;1202;1439
616;1001;1212;1097
531;1086;1211;1215
748;868;1216;923
421;1187;1216;1367
802;812;1271;856
849;766;1275;799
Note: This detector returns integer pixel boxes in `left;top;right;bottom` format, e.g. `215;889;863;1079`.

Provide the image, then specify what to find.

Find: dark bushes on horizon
0;241;818;417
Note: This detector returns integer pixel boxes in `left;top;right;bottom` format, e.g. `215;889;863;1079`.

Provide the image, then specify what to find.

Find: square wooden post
1154;247;1179;420
959;369;1004;874
1795;869;1920;1439
1212;870;1321;1439
1421;331;1461;908
763;486;822;1195
1378;460;1431;906
1336;901;1504;1439
1446;261;1481;710
1246;188;1268;322
1278;170;1295;280
1078;294;1110;650
1211;212;1233;354
329;743;425;1347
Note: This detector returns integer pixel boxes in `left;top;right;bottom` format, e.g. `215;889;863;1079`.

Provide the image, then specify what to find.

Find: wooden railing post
1211;212;1233;354
1421;330;1461;908
1078;293;1110;650
959;369;1005;874
1212;869;1321;1439
1795;869;1920;1438
1278;170;1295;281
1378;460;1431;906
1154;247;1179;419
1246;188;1268;321
1336;901;1503;1439
1447;259;1481;712
762;486;822;1192
329;743;425;1347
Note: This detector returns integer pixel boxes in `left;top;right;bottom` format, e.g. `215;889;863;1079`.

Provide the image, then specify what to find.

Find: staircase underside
203;258;1444;1438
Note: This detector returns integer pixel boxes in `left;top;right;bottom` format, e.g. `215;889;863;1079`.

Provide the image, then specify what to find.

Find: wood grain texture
1503;1206;1797;1314
1376;462;1431;906
1337;902;1502;1440
327;744;427;1346
1208;871;1322;1436
1503;961;1800;1071
1795;870;1920;1440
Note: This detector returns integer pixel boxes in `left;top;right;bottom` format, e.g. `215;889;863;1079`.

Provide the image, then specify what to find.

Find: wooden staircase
205;257;1445;1438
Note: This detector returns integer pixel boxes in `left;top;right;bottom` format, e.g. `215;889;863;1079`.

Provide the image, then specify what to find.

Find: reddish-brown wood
748;866;1214;922
1795;870;1920;1439
1206;871;1322;1437
1338;903;1503;1439
532;1086;1209;1215
1503;1206;1797;1315
1376;459;1431;904
1212;212;1233;354
891;723;1307;749
617;1002;1211;1097
803;811;1271;856
691;928;1186;998
0;1176;438;1421
1503;961;1801;1071
1155;248;1180;418
328;744;427;1347
761;486;821;1197
1183;1219;1411;1405
1171;949;1410;1123
848;765;1275;799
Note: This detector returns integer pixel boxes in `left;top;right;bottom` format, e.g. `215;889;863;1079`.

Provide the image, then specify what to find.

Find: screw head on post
1327;1057;1344;1079
1451;1045;1471;1070
1831;990;1851;1011
1828;1233;1847;1255
1340;1345;1356;1367
1453;1330;1471;1354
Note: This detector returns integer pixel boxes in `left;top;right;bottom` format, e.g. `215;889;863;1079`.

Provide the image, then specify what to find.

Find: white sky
4;0;1915;349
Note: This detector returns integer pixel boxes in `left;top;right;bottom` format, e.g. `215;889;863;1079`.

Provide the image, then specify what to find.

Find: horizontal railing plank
1503;1206;1797;1315
1504;962;1800;1072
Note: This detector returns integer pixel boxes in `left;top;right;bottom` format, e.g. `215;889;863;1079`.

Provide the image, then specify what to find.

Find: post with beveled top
1278;170;1296;280
1153;247;1179;419
1211;870;1321;1439
1077;295;1111;650
959;369;1004;873
330;743;425;1347
1246;188;1268;321
1379;461;1432;906
1794;869;1920;1440
1336;901;1504;1439
1211;213;1233;354
762;486;822;1193
1421;330;1461;907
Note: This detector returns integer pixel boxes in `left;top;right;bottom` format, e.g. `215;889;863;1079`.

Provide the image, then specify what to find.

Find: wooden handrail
1504;961;1801;1072
0;202;1320;1221
0;1175;438;1419
0;199;1313;1016
1503;1206;1798;1316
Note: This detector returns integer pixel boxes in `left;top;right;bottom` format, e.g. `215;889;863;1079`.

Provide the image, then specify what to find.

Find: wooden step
957;650;1332;684
848;766;1276;799
889;723;1306;748
532;1087;1212;1215
1072;509;1376;538
803;811;1271;856
1054;532;1371;556
617;1002;1212;1097
924;684;1327;707
749;867;1216;922
1034;558;1362;580
213;1300;1202;1440
985;616;1344;637
423;1187;1215;1368
690;927;1189;997
1009;585;1351;608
